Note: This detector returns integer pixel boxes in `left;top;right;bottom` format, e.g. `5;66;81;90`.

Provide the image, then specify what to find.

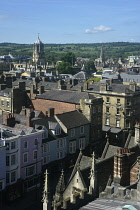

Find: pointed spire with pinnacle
89;151;96;179
56;169;65;194
89;151;97;194
53;169;65;203
42;169;49;203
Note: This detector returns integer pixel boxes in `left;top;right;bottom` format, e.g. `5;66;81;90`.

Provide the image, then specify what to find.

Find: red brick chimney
114;148;131;186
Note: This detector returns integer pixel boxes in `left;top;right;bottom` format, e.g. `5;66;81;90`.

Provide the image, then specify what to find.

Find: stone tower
32;34;45;66
99;45;105;67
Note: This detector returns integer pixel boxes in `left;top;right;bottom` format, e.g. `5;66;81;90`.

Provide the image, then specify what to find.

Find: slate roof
37;90;96;104
55;110;90;129
12;79;33;87
32;116;57;130
79;156;92;170
37;81;58;90
105;145;121;159
121;72;140;84
80;199;140;210
87;82;140;93
73;71;91;81
0;88;12;97
14;124;36;134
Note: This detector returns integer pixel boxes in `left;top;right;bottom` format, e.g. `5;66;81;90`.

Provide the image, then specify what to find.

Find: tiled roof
55;110;89;129
37;90;96;104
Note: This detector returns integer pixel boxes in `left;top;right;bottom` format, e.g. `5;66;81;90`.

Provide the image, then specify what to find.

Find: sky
0;0;140;44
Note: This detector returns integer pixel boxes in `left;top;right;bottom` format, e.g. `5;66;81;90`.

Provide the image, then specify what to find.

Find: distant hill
0;42;140;60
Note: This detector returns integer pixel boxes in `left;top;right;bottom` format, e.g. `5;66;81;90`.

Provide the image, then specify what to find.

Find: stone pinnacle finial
56;169;65;194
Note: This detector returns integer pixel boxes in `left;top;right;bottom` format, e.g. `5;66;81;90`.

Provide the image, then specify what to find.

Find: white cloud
85;25;112;34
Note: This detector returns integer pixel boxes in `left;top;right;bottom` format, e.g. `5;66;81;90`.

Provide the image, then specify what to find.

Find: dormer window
55;128;61;135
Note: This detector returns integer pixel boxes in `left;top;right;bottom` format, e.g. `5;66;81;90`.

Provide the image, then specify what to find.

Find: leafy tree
56;61;73;74
46;53;56;65
60;52;76;66
85;59;96;72
87;77;101;83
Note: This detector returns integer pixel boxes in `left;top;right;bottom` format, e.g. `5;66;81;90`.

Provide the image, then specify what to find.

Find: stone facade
32;35;45;66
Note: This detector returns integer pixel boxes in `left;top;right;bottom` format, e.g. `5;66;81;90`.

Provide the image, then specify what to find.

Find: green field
0;42;140;61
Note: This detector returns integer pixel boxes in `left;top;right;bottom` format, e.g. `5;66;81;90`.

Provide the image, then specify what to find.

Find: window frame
70;128;75;137
106;118;110;125
23;152;28;163
79;137;85;150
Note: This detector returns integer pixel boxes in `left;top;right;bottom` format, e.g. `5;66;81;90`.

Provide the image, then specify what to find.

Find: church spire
42;170;51;210
56;169;65;194
42;170;49;202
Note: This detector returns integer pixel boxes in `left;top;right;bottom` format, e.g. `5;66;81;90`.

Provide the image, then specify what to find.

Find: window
116;120;120;128
55;128;61;135
57;151;64;159
42;132;47;139
69;141;76;153
80;126;84;134
24;141;28;149
57;139;65;148
106;97;110;103
34;139;38;146
71;128;75;137
126;99;131;105
98;106;101;112
106;118;110;125
98;130;101;138
43;143;49;153
93;107;96;113
23;153;28;163
126;120;130;128
6;173;9;184
26;165;35;177
60;139;63;147
79;138;85;150
7;101;10;107
11;141;16;150
6;156;9;166
11;171;16;182
33;150;37;159
117;98;120;104
98;117;101;124
0;181;3;190
126;109;130;116
43;155;50;164
11;154;16;165
116;108;120;115
1;100;4;106
106;107;109;113
5;142;9;150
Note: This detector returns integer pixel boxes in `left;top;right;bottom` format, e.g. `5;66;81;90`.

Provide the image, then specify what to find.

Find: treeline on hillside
0;42;140;61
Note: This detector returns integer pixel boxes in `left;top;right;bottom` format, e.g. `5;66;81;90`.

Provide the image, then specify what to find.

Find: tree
56;61;73;74
60;52;76;66
85;59;97;72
